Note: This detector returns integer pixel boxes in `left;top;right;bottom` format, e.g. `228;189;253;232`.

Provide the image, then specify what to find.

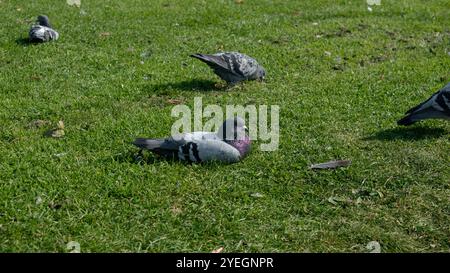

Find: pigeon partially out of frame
397;82;450;126
190;52;266;85
133;117;251;164
29;15;59;43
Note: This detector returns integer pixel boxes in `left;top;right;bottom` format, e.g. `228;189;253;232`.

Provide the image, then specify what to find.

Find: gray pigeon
397;82;450;125
190;52;266;85
133;117;251;164
29;15;59;43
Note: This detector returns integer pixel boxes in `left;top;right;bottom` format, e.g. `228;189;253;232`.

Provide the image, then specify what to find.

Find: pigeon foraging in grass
190;52;266;85
133;117;251;164
29;15;59;43
397;82;450;126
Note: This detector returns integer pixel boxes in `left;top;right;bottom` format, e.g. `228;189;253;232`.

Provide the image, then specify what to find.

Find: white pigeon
133;117;251;164
397;82;450;125
29;15;59;43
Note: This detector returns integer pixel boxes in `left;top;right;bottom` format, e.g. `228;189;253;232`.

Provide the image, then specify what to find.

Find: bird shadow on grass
113;150;160;165
15;38;35;46
147;79;225;93
364;126;447;141
113;150;226;168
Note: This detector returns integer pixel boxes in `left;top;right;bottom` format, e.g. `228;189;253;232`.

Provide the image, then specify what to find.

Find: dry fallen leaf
28;119;51;128
327;196;351;205
48;201;62;209
30;75;41;81
310;160;351;170
167;99;184;105
211;247;224;253
170;204;182;215
57;120;65;130
67;0;81;8
235;0;244;4
47;129;65;138
45;120;65;138
99;32;111;38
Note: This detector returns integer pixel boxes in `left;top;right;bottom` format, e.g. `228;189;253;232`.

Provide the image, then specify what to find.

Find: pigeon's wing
405;83;450;114
190;53;230;71
397;86;450;125
29;25;59;42
221;52;260;78
404;90;440;115
133;137;184;159
133;132;223;161
177;139;241;163
182;131;220;141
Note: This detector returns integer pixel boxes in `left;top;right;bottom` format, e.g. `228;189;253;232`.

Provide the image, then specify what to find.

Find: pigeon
133;117;251;164
397;82;450;126
29;15;59;43
190;52;266;85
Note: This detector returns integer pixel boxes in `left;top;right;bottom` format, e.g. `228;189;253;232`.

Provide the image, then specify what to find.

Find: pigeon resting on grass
397;82;450;125
190;52;266;85
29;15;59;43
133;117;251;164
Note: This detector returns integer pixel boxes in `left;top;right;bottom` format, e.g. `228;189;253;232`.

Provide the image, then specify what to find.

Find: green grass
0;0;449;252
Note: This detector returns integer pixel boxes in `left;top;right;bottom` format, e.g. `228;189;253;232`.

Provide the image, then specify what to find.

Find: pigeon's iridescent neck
226;136;251;158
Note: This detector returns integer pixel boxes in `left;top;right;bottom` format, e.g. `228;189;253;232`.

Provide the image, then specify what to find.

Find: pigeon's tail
133;138;165;150
397;114;417;126
37;15;52;28
190;53;214;64
397;108;446;126
190;53;226;67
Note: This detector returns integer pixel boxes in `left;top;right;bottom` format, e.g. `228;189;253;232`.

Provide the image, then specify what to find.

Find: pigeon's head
217;117;251;158
37;15;51;28
256;66;266;81
217;117;248;141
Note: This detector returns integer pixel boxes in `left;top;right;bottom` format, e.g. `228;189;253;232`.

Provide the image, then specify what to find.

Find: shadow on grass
364;126;447;141
148;79;224;92
113;149;227;168
15;38;35;46
113;150;160;164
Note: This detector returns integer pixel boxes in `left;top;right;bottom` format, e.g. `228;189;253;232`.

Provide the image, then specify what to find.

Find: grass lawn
0;0;449;252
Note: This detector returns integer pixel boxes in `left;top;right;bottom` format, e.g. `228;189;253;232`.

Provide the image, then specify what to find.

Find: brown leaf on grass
45;120;65;138
57;120;65;130
30;75;41;81
99;32;111;38
167;99;184;105
327;196;352;206
211;247;224;253
28;119;51;129
310;160;351;170
235;0;244;4
48;201;62;210
170;204;182;215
